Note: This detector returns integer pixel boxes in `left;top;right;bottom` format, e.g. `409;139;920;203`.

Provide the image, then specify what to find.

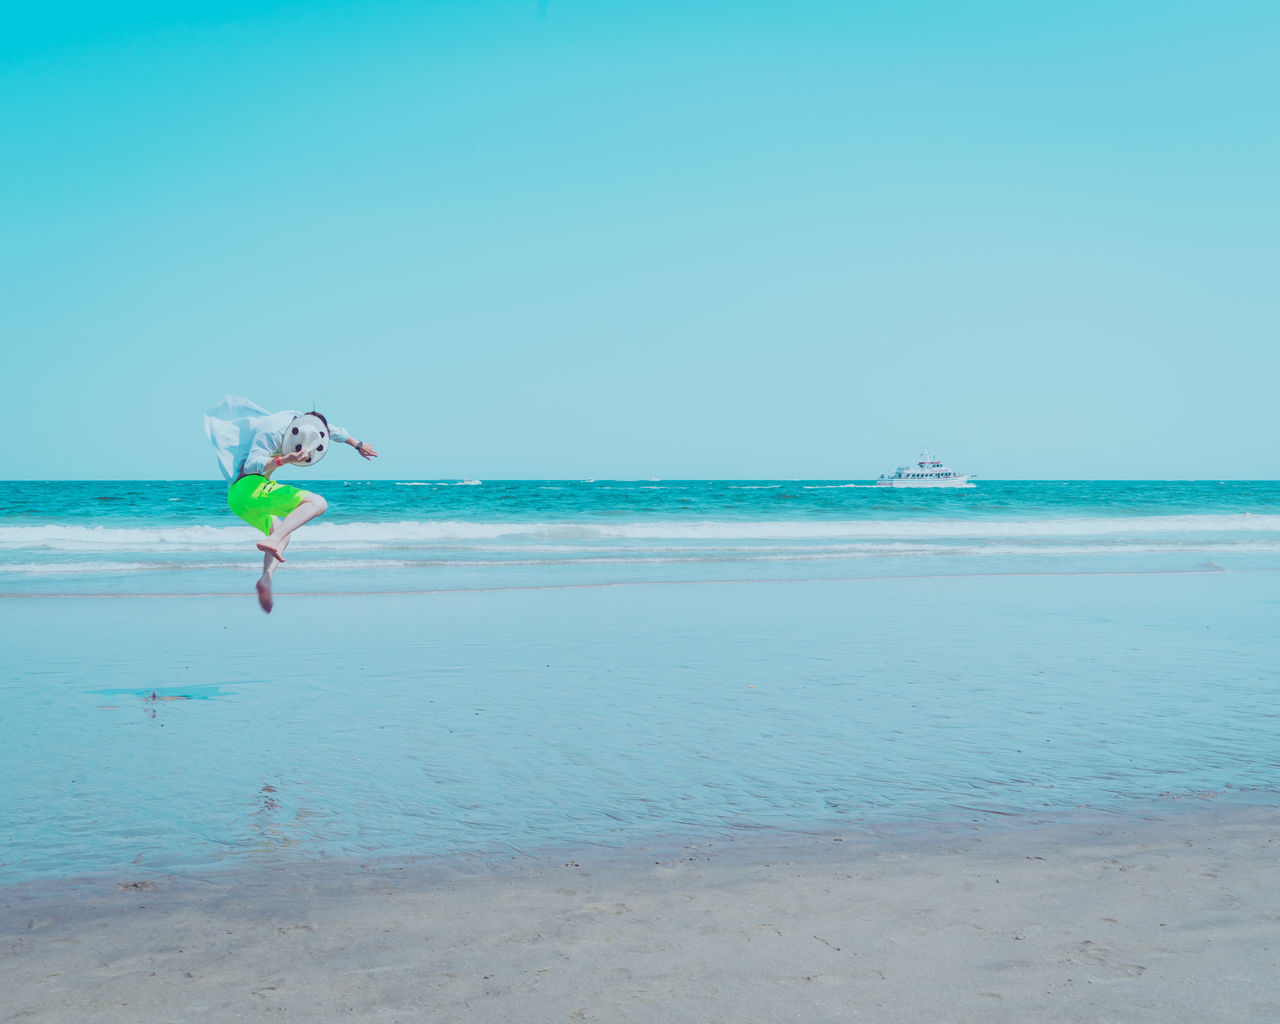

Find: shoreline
5;798;1278;1022
4;789;1277;900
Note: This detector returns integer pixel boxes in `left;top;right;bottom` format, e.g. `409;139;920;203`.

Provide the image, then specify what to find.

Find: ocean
2;479;1278;886
3;479;1280;595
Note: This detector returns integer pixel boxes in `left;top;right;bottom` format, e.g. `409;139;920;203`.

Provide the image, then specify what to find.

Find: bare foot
257;539;286;562
256;576;274;613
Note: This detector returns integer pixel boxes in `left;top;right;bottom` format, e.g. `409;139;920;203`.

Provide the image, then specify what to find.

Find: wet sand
5;802;1279;1023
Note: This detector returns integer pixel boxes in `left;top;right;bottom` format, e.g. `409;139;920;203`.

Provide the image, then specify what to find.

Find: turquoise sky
3;1;1276;480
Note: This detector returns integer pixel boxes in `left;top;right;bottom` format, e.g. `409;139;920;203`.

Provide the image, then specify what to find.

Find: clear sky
2;1;1276;480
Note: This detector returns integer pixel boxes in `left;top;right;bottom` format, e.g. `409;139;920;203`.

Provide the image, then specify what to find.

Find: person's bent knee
304;493;328;515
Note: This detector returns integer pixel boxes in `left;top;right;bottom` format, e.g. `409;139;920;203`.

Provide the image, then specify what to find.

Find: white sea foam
0;561;177;574
395;479;482;486
578;514;1280;541
0;524;256;551
5;541;1280;576
3;514;1279;553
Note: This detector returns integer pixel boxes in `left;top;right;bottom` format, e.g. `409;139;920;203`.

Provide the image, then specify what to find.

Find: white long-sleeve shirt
204;395;350;482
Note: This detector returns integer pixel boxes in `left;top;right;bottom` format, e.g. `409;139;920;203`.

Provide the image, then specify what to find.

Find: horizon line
1;478;1274;485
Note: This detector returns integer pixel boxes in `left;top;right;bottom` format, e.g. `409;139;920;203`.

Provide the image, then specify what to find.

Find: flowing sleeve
328;423;350;444
204;395;272;482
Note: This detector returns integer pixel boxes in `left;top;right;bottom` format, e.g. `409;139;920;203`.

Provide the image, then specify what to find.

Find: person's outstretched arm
323;421;378;461
345;437;378;460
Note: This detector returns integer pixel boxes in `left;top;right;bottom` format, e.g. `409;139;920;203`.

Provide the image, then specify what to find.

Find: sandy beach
4;802;1278;1023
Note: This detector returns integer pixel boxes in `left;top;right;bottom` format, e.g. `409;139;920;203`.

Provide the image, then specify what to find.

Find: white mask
282;414;330;467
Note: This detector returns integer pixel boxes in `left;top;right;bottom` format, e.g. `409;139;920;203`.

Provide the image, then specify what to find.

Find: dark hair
306;410;329;429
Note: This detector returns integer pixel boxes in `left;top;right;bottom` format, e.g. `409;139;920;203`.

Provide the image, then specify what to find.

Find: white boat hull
875;476;974;488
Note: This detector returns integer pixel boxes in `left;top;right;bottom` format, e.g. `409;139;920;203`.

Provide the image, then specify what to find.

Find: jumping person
205;396;378;612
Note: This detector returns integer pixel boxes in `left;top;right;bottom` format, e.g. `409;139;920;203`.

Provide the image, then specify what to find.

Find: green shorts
227;475;308;536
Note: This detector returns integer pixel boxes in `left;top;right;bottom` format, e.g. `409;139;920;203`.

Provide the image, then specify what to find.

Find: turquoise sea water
3;479;1280;594
2;480;1278;885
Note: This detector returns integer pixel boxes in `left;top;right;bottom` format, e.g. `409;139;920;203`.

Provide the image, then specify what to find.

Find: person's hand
354;441;379;460
280;450;313;465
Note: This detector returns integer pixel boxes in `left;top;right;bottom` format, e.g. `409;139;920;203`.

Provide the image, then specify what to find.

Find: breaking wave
1;514;1278;554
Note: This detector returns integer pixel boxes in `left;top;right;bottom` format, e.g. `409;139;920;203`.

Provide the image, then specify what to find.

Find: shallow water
3;570;1277;886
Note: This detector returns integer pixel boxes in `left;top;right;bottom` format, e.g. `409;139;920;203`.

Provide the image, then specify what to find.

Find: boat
875;449;975;488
